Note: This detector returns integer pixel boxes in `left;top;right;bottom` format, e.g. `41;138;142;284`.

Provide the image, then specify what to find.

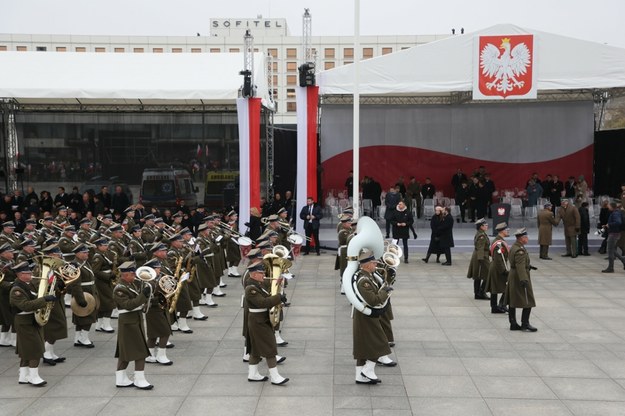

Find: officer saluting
505;228;538;332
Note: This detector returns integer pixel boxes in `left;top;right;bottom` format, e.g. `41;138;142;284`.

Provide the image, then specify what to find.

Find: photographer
601;202;625;273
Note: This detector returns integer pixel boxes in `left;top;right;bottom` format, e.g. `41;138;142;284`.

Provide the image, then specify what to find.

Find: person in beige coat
556;199;581;257
537;203;558;260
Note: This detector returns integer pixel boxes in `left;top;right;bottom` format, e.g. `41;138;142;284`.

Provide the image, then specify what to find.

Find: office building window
114;47;125;53
286;88;296;99
172;48;183;53
286;48;297;58
382;47;392;55
286;75;297;85
0;46;7;51
254;48;259;52
56;46;67;52
344;48;353;58
271;62;278;72
133;48;144;53
191;48;201;53
324;48;335;58
363;47;373;59
36;46;47;52
210;48;220;53
344;61;353;65
267;48;278;58
286;62;297;72
75;47;86;52
95;47;106;52
229;48;240;53
16;46;28;51
401;46;410;50
153;47;163;53
287;102;297;112
324;61;335;70
272;75;278;86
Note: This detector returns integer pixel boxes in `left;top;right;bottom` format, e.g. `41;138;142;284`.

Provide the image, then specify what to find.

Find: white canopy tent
318;24;625;96
0;51;270;106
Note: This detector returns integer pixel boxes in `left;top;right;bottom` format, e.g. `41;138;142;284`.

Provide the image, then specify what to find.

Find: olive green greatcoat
128;237;147;267
113;280;150;361
10;280;47;360
145;279;171;339
485;236;509;295
467;230;490;280
505;241;536;308
245;281;281;358
556;205;581;237
195;236;218;291
43;287;68;342
71;262;99;325
0;260;16;327
337;228;352;277
58;236;77;260
91;251;116;313
537;209;558;245
352;269;391;360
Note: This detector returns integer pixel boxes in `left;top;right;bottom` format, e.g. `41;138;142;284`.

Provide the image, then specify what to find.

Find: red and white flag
295;85;319;232
237;97;262;232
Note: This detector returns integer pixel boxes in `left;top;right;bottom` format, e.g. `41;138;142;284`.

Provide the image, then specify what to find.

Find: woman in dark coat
246;207;263;241
437;207;455;265
39;191;53;214
391;201;413;263
422;206;444;263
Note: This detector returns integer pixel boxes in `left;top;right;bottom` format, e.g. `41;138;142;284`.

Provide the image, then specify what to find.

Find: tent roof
318;24;625;96
0;51;270;106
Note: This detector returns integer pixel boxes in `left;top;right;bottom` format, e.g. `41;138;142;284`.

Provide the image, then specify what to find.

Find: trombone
38;219;65;233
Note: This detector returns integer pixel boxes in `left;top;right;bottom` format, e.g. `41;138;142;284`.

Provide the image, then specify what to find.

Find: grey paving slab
543;377;625;401
256;396;333;416
20;397;111;416
403;375;481;398
472;376;557;399
408;397;492;416
485;398;573;416
98;396;185;416
0;398;37;416
564;400;625;416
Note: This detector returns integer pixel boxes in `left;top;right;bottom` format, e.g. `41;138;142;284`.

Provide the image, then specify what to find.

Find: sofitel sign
211;19;284;29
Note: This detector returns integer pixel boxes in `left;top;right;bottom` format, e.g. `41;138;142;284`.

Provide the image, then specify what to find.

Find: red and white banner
237;97;262;232
473;34;536;100
295;85;319;232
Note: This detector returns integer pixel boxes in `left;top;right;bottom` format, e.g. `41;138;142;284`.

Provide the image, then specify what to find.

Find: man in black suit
299;197;323;255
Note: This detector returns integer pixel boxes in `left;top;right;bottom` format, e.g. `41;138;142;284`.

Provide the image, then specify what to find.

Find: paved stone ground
1;226;624;415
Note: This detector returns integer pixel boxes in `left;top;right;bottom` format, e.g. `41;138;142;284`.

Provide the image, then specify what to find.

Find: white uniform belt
81;281;95;286
118;306;143;314
249;308;268;313
203;253;214;258
18;311;34;315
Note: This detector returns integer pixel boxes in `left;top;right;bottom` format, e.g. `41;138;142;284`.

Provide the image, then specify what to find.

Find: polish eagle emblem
478;35;534;98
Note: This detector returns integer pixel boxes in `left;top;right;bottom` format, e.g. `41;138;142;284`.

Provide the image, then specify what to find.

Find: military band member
98;213;114;235
0;221;20;249
127;225;148;266
244;261;289;385
166;234;194;333
71;243;99;347
36;216;58;246
16;239;38;270
180;228;207;321
40;244;69;365
467;218;491;300
19;219;39;243
91;238;116;333
207;215;227;297
54;206;69;226
108;225;130;263
171;212;184;232
153;217;167;241
143;258;173;366
486;222;511;314
77;217;96;245
58;225;78;261
141;215;158;244
276;207;292;251
352;249;393;384
336;215;353;284
0;243;17;347
195;224;219;307
224;210;242;277
10;262;56;386
113;261;153;389
121;206;136;232
505;228;538;332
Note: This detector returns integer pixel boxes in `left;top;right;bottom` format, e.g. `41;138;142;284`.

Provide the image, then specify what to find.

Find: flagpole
352;0;360;217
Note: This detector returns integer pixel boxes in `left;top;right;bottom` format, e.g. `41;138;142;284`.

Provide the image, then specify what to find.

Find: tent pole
352;0;360;217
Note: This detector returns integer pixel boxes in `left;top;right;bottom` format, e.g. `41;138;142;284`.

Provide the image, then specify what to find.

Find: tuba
263;253;292;329
272;245;290;259
35;256;81;326
135;266;157;313
341;216;387;316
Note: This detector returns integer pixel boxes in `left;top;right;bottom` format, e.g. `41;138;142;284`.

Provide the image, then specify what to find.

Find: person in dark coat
505;228;537;332
421;178;436;200
113;261;153;389
391;201;413;263
299;197;323;255
578;202;590;256
10;262;55;386
246;207;263;241
39;191;54;214
455;181;469;223
111;186;130;216
437;207;455;265
370;178;382;218
384;186;401;238
422;206;443;263
475;181;490;220
598;200;610;254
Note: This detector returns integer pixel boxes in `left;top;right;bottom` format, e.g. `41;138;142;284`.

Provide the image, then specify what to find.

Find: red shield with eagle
477;34;534;99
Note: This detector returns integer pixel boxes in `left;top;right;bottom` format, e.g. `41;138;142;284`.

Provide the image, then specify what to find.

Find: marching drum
237;236;253;258
287;234;304;258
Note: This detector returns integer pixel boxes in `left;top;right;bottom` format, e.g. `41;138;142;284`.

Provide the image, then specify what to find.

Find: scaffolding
1;99;19;192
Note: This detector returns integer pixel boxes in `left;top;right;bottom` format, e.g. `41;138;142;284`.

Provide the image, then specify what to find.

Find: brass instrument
110;250;120;286
272;245;290;259
217;221;244;238
262;253;292;329
35;256;81;326
158;274;178;300
38;219;65;233
135;266;157;313
168;255;185;314
273;219;312;242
